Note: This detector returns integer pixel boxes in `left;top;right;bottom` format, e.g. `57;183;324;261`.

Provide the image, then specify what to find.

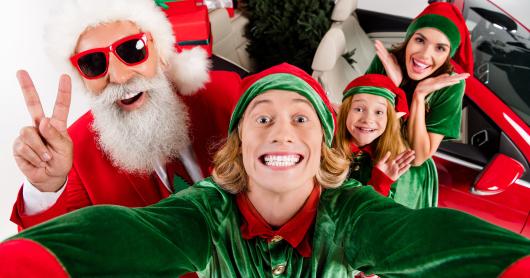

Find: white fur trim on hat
44;0;209;94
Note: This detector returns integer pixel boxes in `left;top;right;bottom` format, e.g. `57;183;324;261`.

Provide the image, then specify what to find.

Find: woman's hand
414;73;470;99
374;40;402;87
375;150;415;181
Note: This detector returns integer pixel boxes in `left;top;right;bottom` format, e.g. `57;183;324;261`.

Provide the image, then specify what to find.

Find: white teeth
358;127;375;132
263;155;300;167
121;92;141;100
413;59;429;69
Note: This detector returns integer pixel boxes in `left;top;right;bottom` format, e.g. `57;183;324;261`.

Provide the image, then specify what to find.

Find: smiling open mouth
412;58;431;70
356;127;377;133
120;91;144;105
260;154;303;167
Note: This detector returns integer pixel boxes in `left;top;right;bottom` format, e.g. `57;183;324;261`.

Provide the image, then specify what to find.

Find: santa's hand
374;40;402;87
414;73;470;99
12;70;73;192
375;150;415;181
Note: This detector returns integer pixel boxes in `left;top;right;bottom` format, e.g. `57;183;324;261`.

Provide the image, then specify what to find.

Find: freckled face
405;27;451;80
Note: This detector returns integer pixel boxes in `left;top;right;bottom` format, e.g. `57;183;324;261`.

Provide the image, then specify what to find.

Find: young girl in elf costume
366;2;472;208
1;64;529;277
335;74;415;200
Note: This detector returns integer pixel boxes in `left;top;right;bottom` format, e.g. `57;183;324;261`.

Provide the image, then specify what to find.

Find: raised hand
374;150;415;181
374;40;402;87
12;70;73;192
414;73;470;99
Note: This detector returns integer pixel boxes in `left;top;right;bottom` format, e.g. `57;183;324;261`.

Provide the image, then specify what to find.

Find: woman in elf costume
1;64;529;277
366;2;472;208
335;74;415;199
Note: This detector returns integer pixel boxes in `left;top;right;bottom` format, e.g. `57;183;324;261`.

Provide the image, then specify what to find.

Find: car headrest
331;0;357;22
209;8;232;43
311;27;346;72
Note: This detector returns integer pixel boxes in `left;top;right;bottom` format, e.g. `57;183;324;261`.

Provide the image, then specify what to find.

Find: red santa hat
44;0;209;95
406;2;473;74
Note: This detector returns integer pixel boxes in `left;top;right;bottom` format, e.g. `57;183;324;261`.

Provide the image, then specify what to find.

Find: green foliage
242;0;333;73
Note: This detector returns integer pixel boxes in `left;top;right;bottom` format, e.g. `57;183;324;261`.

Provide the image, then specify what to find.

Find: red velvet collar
350;142;375;157
236;185;321;257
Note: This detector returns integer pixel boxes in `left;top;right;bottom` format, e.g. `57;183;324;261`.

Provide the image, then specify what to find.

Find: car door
434;94;530;237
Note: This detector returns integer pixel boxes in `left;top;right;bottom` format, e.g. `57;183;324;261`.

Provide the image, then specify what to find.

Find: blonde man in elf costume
335;74;415;198
1;63;530;277
366;2;472;208
11;0;241;229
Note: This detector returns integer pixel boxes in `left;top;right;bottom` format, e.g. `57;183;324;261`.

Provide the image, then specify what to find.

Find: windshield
463;0;530;127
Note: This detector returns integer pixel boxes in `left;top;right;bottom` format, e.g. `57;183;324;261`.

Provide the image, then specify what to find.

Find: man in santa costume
11;0;241;229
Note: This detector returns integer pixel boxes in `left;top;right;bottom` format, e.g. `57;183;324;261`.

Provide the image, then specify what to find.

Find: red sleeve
0;239;68;277
500;255;530;278
10;167;91;230
367;166;395;197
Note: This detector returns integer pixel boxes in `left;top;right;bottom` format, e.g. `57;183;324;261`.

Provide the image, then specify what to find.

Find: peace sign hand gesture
12;70;73;192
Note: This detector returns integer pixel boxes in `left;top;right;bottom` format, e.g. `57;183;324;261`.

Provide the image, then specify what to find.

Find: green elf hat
228;63;336;147
406;2;473;74
343;74;409;120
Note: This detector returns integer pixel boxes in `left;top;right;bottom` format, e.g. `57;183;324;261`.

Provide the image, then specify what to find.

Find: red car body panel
436;61;530;237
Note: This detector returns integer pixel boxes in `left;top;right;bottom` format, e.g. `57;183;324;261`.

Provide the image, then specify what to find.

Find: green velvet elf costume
337;74;412;200
1;64;529;277
366;2;473;209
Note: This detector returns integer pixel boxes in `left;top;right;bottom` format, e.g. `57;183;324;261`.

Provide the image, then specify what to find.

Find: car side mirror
472;153;525;195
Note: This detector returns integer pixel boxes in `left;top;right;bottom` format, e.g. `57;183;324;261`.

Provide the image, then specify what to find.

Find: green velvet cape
8;178;530;277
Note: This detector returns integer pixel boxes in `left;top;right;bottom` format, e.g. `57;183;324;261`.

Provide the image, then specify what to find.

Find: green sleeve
338;186;530;277
365;56;386;75
424;78;465;140
8;188;212;277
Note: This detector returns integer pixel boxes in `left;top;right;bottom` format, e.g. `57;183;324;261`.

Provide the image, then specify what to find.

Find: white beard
88;70;190;174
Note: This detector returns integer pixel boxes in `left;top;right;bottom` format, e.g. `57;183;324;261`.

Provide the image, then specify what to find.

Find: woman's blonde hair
334;95;407;163
212;130;350;194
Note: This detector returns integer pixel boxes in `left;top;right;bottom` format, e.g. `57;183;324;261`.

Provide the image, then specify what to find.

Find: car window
463;0;530;127
439;96;530;182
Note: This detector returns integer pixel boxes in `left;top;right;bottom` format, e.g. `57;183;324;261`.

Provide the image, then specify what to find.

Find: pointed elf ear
396;112;406;119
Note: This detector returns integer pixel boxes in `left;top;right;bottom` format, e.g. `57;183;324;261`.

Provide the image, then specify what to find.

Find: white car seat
209;8;254;71
331;0;376;74
311;27;358;104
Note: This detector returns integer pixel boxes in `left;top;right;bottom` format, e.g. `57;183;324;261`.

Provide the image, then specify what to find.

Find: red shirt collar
350;142;375;157
236;185;321;257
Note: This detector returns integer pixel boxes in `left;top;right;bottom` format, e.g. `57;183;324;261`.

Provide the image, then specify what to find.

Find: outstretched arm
341;187;530;277
1;192;211;276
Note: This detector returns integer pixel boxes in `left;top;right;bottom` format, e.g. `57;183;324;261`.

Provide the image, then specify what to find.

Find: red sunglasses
70;33;149;79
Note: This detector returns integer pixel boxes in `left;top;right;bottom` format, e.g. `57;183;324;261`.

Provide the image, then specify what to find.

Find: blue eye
257;116;271;124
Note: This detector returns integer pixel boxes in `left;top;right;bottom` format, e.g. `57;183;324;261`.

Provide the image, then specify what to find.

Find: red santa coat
11;70;241;229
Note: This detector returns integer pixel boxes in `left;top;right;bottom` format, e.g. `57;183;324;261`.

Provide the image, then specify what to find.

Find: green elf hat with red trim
406;2;473;74
342;74;409;120
228;63;336;147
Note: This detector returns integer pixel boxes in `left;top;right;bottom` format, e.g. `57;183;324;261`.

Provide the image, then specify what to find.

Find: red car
356;0;530;237
434;0;530;237
333;0;530;236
